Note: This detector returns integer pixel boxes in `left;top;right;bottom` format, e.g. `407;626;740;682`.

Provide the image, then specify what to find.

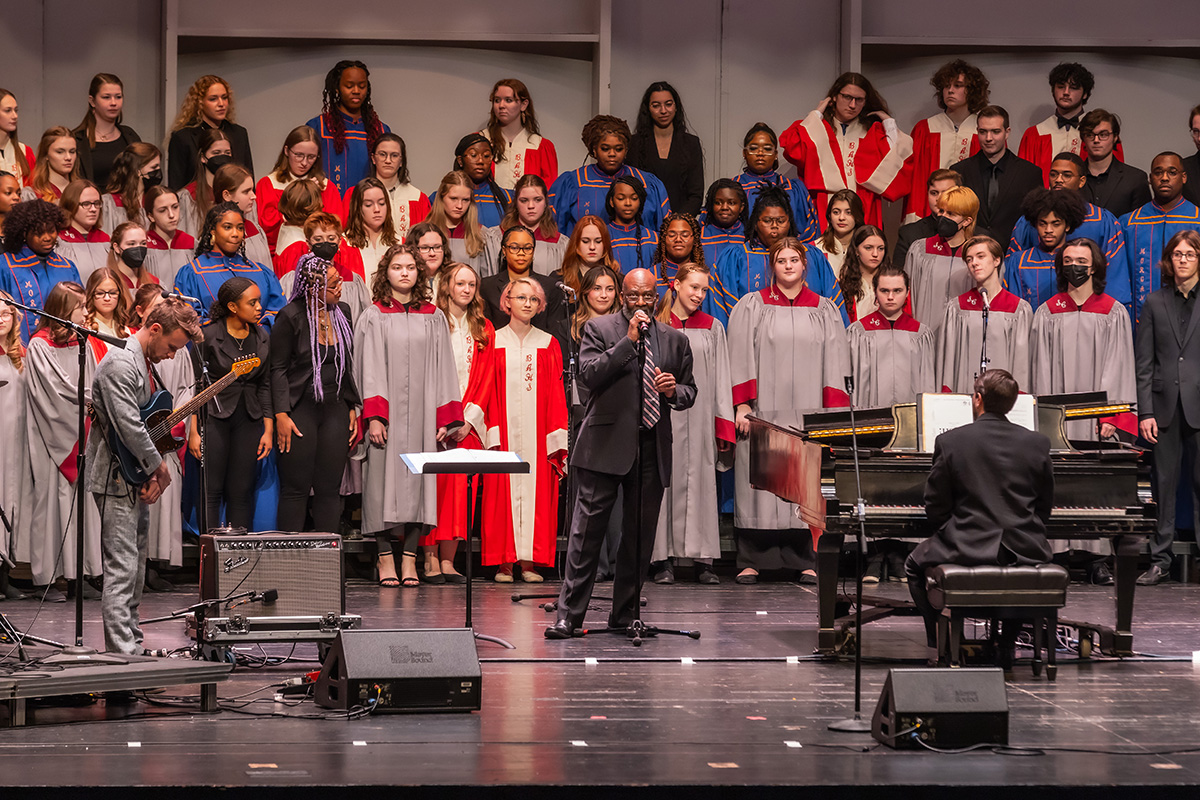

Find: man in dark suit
905;369;1055;656
1081;110;1150;219
1135;228;1200;585
547;268;697;639
951;105;1043;250
1182;105;1200;207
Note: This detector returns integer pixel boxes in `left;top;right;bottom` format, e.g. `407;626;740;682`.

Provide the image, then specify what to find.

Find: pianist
904;368;1056;662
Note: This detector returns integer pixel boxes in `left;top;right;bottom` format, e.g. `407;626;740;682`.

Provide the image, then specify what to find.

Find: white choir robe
480;128;560;191
936;288;1032;394
904;113;979;223
0;356;30;566
848;311;937;408
146;230;197;287
1031;290;1136;555
356;235;393;289
906;236;974;331
729;287;850;532
356;182;431;242
483;226;568;277
56;228;111;285
14;333;103;584
653;312;735;562
147;348;194;566
480;325;567;567
353;301;463;533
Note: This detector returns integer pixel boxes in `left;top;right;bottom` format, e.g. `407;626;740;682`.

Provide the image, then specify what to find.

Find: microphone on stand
555;281;577;300
170;290;202;304
980;286;991;310
844;375;854;396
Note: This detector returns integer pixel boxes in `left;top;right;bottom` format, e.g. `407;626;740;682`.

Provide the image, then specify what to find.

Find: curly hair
822;73;890;126
838;225;888;309
1020;187;1087;233
371;243;429;306
171;75;235;132
0;290;24;372
84;267;131;335
1048;63;1095;103
105;142;161;224
747;186;796;248
581;115;632;157
3;199;64;254
931;60;990;114
485;79;541;166
194;201;246;258
653;212;704;269
320;61;385;156
344;177;397;249
632;81;692;138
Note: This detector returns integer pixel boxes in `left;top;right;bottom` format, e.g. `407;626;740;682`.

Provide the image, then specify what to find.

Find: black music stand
402;450;529;649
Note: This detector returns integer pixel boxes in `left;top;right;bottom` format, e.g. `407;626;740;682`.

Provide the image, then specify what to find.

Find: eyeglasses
1172;251;1199;262
289;152;318;163
759;216;789;226
1083;130;1113;141
837;92;866;105
511;295;537;304
505;244;535;254
663;231;692;241
94;289;120;298
745;144;776;154
625;291;658;301
417;244;443;253
1151;168;1183;178
78;201;101;210
374;152;401;161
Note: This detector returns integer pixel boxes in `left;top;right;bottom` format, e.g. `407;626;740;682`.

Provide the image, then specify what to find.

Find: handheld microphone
555;281;577;300
637;318;651;335
844;375;854;395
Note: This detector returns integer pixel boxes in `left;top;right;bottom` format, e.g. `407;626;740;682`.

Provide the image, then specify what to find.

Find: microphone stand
4;297;129;665
192;345;213;537
978;288;991;380
829;375;871;732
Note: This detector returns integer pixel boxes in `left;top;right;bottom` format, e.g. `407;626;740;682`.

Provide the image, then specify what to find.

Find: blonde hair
656;261;708;323
0;290;24;372
171;75;235;132
426;171;483;258
30;126;80;201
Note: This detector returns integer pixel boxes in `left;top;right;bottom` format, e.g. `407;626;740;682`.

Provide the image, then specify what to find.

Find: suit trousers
557;430;665;628
97;489;150;655
1150;401;1200;568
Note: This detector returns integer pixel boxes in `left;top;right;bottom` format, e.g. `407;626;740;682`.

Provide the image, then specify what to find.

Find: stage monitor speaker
314;628;481;713
871;667;1008;749
199;532;344;618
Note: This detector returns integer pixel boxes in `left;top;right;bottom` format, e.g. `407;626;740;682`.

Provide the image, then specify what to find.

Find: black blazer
480;270;568;348
894;215;997;269
167;121;254;191
627;129;704;216
269;300;360;413
914;413;1054;569
1135;285;1200;429
1183;153;1200;207
72;124;141;185
1086;159;1151;220
950;150;1043;250
573;312;696;485
198;319;273;420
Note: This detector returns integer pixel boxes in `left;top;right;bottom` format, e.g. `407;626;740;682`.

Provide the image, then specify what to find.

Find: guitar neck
159;369;242;430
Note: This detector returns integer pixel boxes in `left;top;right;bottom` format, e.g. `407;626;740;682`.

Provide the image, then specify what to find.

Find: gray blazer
1135;285;1200;430
86;336;162;496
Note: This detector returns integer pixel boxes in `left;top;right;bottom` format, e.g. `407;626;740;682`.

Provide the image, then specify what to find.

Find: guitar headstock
231;355;262;376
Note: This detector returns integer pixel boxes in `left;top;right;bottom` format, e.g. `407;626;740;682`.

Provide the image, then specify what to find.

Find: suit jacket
85;335;162;496
951;150;1043;250
269;299;361;414
894;215;997;271
72;124;141;185
915;412;1054;569
573;311;696;484
1087;159;1151;220
199;319;273;420
1183;153;1200;207
1135;285;1200;429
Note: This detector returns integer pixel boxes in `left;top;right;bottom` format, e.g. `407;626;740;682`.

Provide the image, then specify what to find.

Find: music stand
401;450;529;649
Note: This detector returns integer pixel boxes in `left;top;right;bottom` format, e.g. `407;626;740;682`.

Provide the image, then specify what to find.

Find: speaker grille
200;533;344;617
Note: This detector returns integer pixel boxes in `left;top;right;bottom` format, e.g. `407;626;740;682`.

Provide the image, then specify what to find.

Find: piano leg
815;533;845;655
1109;534;1144;657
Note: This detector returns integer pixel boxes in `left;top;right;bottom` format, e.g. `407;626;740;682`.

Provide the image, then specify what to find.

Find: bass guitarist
86;297;204;656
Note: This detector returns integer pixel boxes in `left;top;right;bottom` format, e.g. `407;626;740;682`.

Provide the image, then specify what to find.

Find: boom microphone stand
829;376;871;733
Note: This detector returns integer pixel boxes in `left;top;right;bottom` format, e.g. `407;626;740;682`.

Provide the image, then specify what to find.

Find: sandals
379;576;401;588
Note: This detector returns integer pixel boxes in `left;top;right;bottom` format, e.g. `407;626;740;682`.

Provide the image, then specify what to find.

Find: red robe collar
375;299;436;315
1046;291;1116;315
669;311;716;330
760;285;820;307
958;287;1021;313
859;310;921;332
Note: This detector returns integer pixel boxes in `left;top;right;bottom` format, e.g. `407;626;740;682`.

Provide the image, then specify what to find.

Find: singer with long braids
271;254;360;532
306;61;391;194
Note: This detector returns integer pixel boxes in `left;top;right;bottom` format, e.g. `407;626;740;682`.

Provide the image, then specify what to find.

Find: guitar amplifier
199;532;344;618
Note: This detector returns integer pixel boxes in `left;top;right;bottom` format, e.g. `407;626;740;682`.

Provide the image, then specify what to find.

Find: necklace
231;331;248;351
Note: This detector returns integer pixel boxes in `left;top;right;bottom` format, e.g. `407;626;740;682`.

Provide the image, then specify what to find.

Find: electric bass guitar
107;355;260;486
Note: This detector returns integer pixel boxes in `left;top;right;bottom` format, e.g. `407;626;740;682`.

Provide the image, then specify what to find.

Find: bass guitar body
108;389;178;486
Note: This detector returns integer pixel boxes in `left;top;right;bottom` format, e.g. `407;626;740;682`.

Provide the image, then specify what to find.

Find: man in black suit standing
1081;110;1150;219
951;105;1043;250
905;369;1055;657
1135;229;1200;585
547;268;697;639
1182;105;1200;207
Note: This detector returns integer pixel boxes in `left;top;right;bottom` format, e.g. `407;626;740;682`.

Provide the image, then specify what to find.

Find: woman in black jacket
72;73;141;190
627;81;704;216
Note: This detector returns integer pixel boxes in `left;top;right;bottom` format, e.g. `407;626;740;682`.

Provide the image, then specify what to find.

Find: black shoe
1090;562;1114;586
696;565;720;585
441;572;467;584
797;570;818;585
421;572;446;585
734;571;758;585
544;620;576;640
144;566;175;593
1136;565;1168;586
862;553;884;585
653;565;675;585
607;618;632;630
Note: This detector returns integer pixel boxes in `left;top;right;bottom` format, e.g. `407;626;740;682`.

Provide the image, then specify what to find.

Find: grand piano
748;393;1154;657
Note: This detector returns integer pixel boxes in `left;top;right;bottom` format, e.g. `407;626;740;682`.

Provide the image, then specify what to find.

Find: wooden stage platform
1;575;1199;798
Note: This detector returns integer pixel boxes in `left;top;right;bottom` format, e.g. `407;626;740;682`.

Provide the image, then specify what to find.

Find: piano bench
926;564;1070;681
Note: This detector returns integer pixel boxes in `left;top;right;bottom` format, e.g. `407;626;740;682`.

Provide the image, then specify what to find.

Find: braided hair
653;212;705;269
290;252;353;402
580;115;631;163
453;132;508;217
194;201;247;258
702;178;748;230
605;175;647;269
320;61;385;156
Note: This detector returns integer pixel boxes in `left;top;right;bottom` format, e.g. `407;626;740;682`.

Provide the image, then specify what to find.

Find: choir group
0;56;1197;597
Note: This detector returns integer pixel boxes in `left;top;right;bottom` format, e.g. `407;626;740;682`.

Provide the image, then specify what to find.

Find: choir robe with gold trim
848;311;937;408
56;227;110;284
479;324;567;567
0;354;29;566
653;311;735;562
728;286;850;533
99;192;149;237
344;182;430;241
733;170;820;243
255;174;345;255
145;229;196;287
0;247;82;344
780;110;914;230
353;300;463;533
14;332;102;584
1018;115;1124;187
483;226;569;277
935;288;1032;394
1004;245;1061;313
904;113;979;224
480;128;560;191
469;181;512;229
178;184;272;269
1119;197;1200;328
608;220;658;277
147;347;193;566
549;164;670;237
906;236;974;331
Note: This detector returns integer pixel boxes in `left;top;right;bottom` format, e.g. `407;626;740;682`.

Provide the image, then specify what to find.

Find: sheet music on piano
917;393;1036;451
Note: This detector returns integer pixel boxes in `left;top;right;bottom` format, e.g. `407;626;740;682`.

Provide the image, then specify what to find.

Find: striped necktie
641;331;661;429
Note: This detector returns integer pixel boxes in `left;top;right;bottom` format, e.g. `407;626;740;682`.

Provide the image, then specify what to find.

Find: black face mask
205;154;234;175
142;169;162;190
120;245;148;269
935;216;961;240
1061;263;1092;288
311;241;339;261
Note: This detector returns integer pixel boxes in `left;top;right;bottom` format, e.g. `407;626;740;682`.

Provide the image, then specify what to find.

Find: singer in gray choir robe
848;311;937;407
147;349;193;567
56;233;110;285
905;235;975;330
729;261;850;578
0;337;29;569
937;287;1032;394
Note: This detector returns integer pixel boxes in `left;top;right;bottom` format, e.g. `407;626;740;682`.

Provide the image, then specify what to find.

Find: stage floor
2;575;1199;798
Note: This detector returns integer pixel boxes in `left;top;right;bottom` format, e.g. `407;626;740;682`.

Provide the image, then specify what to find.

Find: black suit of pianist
904;369;1056;649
